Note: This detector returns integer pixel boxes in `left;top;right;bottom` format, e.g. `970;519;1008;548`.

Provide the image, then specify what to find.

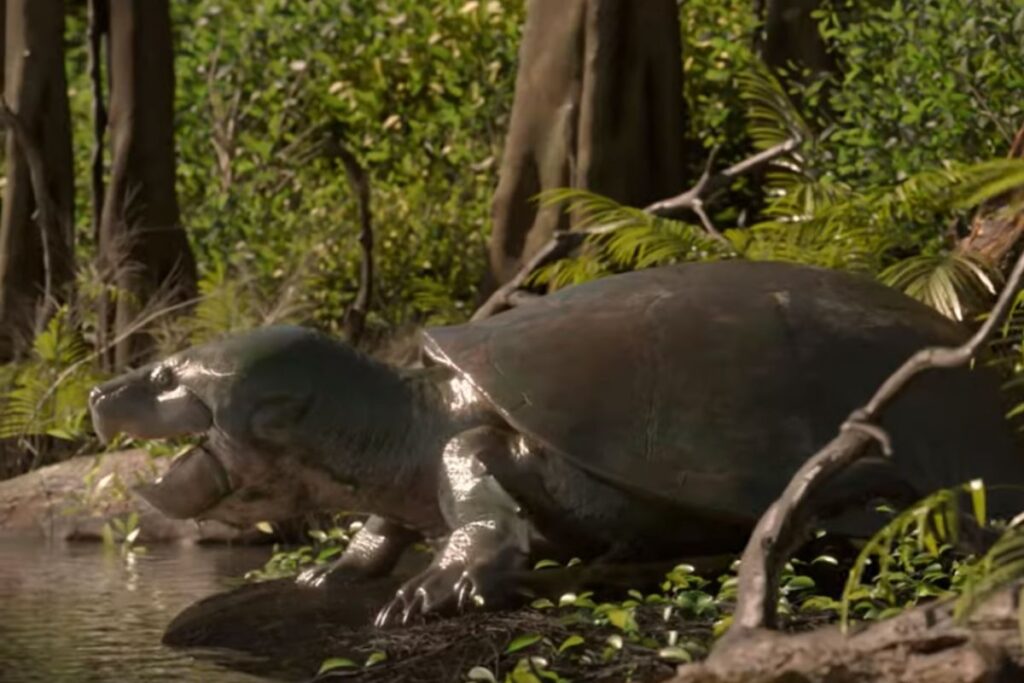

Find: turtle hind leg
480;438;752;560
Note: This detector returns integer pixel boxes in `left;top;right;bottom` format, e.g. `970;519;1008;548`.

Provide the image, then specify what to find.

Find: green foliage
538;60;1024;322
0;308;104;444
679;0;759;153
245;518;355;582
817;0;1024;186
530;189;734;289
160;0;526;334
841;482;988;628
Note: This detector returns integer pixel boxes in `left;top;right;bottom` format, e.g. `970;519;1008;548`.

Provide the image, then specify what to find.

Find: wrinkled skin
90;263;1024;627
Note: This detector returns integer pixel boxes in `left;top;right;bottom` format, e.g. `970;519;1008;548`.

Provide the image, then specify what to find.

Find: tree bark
672;581;1024;683
99;0;196;370
957;124;1024;272
0;0;75;360
487;0;688;286
758;0;833;78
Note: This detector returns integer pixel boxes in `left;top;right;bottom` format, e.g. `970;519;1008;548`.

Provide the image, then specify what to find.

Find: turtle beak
134;444;232;519
89;372;212;443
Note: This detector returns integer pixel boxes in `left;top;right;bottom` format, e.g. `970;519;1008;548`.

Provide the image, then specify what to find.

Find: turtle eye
150;366;176;390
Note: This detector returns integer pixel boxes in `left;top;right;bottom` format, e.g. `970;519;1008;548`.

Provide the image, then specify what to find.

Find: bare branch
724;241;1024;639
336;144;374;347
644;138;800;219
471;231;588;321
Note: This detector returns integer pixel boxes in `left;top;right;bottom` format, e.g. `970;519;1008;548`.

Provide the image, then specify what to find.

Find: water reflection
0;540;274;682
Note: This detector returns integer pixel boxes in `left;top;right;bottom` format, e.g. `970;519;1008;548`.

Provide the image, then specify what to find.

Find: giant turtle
88;261;1024;624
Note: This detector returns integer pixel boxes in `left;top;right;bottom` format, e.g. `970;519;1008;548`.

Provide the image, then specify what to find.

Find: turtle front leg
297;515;420;587
376;426;529;625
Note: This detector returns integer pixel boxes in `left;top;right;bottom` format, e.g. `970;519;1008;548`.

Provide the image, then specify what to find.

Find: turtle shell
422;261;1024;525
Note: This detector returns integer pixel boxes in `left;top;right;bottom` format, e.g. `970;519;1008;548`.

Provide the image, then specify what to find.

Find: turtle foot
375;544;526;627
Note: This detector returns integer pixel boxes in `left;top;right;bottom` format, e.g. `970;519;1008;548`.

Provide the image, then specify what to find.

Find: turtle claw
295;564;330;588
295;558;369;588
375;567;456;627
375;584;434;627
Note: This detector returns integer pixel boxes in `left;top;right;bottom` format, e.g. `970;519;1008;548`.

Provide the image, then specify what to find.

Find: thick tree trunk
758;0;833;77
99;0;196;370
0;0;75;360
488;0;688;286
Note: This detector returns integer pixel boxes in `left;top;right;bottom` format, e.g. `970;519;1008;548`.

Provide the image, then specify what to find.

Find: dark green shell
423;261;1024;524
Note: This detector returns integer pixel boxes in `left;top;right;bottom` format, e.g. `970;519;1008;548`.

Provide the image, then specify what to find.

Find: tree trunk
99;0;196;370
758;0;833;78
0;0;75;360
487;0;688;286
957;124;1024;272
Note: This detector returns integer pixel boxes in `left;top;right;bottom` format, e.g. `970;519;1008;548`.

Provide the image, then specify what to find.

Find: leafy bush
166;0;525;334
817;0;1024;186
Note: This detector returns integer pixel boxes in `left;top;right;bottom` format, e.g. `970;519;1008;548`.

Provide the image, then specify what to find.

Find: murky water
0;540;276;683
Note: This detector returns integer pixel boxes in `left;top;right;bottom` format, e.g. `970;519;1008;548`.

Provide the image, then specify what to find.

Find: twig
644;138;800;219
472;139;800;321
0;98;58;329
336;144;374;347
724;240;1024;639
472;224;621;321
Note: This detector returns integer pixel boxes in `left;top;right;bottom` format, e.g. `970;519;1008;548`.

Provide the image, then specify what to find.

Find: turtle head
88;326;394;526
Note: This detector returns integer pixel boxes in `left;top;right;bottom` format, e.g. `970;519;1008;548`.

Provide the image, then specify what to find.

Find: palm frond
531;189;734;288
954;523;1024;623
737;66;814;152
880;253;999;321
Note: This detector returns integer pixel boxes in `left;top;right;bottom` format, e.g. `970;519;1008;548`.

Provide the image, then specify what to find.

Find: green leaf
466;666;497;682
606;608;635;632
317;657;357;674
557;635;584;654
968;479;987;527
505;634;542;654
658;646;693;663
365;651;387;667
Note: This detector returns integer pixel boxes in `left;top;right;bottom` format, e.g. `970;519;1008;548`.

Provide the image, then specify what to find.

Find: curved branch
724;243;1024;639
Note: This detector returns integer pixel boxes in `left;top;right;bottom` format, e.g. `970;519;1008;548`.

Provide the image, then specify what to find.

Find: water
0;540;277;683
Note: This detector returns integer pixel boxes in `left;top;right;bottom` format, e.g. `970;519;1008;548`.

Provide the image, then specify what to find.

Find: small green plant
245;518;356;582
840;482;988;629
0;307;105;449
